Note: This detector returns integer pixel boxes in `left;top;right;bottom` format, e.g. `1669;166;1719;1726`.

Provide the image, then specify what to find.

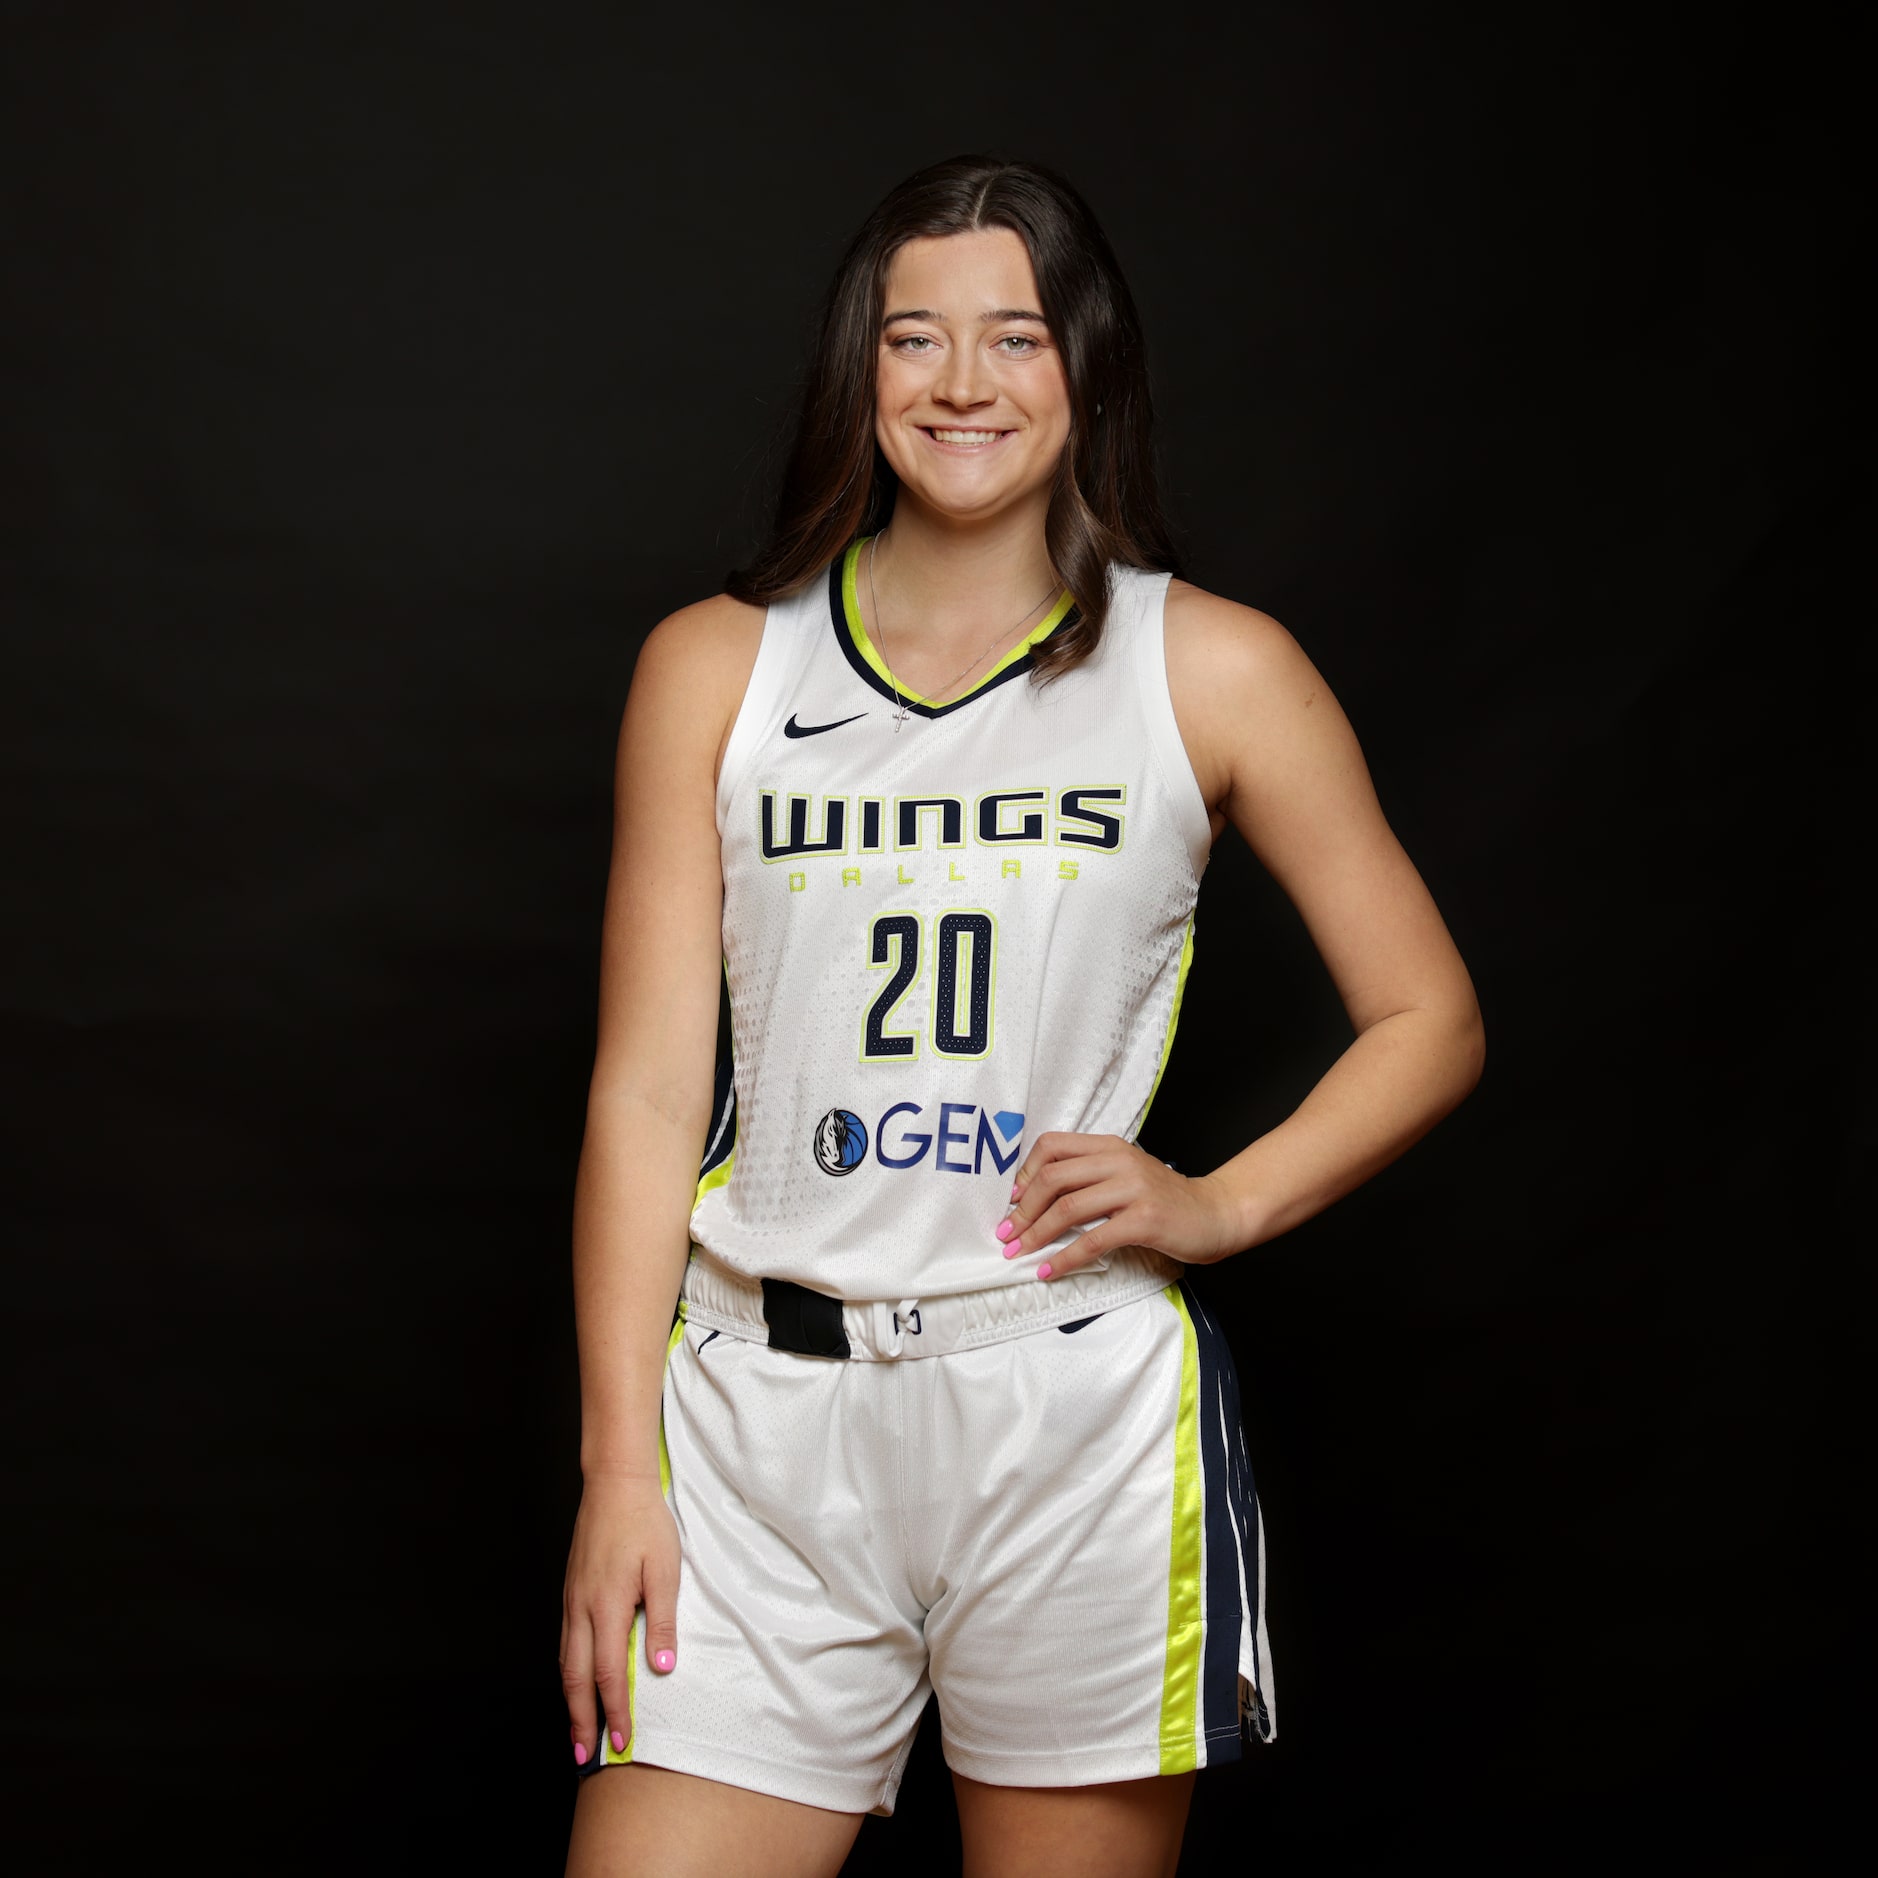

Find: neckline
833;537;1076;718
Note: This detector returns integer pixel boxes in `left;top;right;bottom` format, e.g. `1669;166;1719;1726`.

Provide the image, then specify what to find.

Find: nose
934;340;996;412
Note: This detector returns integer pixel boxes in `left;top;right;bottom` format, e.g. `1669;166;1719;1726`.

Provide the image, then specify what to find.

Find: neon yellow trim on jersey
693;959;738;1213
613;1617;637;1765
1158;1282;1204;1774
841;538;1075;708
692;1148;734;1212
603;1316;687;1768
656;1315;683;1493
1135;914;1195;1134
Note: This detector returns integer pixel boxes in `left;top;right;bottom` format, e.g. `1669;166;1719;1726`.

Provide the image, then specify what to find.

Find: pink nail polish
574;1742;589;1766
1002;1242;1022;1259
1037;1262;1053;1280
611;1729;626;1753
994;1218;1016;1242
654;1648;675;1673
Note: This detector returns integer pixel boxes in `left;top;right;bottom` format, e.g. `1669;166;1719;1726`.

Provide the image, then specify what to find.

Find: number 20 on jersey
863;909;996;1062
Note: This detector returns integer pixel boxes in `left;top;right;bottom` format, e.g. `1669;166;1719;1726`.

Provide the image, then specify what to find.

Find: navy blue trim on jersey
1197;1280;1275;1744
824;556;1077;721
1222;1337;1273;1742
1182;1279;1249;1753
699;1048;736;1183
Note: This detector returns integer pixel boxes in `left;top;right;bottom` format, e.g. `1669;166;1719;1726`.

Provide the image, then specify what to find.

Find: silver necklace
866;530;1058;730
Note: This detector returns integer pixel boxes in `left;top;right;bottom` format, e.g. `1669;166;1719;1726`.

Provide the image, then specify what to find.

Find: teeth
931;429;1001;444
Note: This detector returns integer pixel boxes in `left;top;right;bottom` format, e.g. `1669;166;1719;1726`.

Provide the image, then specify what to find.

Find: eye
996;334;1040;353
890;334;937;353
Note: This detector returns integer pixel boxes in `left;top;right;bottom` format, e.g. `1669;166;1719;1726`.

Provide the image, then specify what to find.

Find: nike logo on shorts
784;712;866;738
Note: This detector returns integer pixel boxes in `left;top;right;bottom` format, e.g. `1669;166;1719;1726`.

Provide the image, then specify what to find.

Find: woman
561;155;1484;1877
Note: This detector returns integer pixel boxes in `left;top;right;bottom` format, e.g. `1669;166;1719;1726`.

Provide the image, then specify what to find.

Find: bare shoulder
633;590;766;690
1162;577;1315;701
619;590;768;786
1160;578;1347;812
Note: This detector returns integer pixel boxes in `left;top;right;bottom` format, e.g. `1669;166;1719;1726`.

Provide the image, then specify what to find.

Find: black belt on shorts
756;1278;1105;1358
761;1277;853;1360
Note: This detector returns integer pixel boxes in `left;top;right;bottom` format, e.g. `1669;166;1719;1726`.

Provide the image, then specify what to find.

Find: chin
898;469;1046;525
911;490;1028;527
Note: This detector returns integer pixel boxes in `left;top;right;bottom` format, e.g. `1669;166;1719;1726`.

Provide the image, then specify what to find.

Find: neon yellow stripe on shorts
1158;1282;1204;1773
601;1315;686;1768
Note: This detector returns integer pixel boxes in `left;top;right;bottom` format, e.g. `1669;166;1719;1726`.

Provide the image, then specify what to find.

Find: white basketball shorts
576;1270;1275;1815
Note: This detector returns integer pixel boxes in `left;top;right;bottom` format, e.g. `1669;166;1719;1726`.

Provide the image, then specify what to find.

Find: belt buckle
883;1300;923;1357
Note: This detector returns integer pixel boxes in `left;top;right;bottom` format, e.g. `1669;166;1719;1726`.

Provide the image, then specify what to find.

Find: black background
4;3;1865;1870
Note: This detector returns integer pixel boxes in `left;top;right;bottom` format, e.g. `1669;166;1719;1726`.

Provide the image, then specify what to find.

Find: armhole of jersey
1131;571;1213;882
713;582;798;829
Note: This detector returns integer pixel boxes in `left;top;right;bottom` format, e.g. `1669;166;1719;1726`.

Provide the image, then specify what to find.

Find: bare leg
952;1770;1195;1878
566;1762;865;1878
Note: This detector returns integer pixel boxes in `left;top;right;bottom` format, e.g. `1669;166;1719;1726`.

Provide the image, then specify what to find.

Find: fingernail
1037;1262;1053;1280
1009;1184;1021;1200
653;1648;675;1673
1002;1242;1023;1259
611;1728;626;1753
574;1742;589;1766
994;1218;1017;1242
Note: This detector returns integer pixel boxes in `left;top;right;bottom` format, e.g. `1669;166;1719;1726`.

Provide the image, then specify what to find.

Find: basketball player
561;156;1484;1877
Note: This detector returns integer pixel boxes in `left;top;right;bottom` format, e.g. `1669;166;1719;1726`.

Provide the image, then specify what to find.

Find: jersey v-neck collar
828;537;1077;722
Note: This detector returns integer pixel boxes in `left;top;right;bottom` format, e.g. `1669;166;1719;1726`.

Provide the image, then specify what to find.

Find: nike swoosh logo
784;712;867;739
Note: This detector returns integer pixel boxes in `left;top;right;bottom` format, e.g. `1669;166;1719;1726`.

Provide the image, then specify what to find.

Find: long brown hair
726;155;1182;680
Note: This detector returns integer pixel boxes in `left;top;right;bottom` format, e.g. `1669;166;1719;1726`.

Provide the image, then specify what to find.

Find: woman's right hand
559;1468;682;1767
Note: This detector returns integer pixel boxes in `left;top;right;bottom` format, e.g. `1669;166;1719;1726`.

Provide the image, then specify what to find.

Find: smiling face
873;227;1073;528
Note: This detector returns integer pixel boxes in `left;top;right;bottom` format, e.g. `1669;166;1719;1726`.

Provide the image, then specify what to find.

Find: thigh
567;1763;862;1878
952;1770;1194;1878
603;1323;931;1815
919;1285;1270;1787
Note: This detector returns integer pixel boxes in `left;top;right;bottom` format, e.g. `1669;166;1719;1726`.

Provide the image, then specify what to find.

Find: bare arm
1001;583;1485;1270
559;592;763;1766
1169;582;1485;1243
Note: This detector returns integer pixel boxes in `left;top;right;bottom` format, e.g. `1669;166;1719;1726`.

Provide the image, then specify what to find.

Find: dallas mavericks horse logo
812;1107;868;1177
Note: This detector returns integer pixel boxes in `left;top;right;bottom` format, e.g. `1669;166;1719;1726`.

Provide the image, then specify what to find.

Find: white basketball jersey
689;537;1211;1302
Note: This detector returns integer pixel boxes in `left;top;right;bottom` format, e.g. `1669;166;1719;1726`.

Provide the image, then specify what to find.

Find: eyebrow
881;307;1049;328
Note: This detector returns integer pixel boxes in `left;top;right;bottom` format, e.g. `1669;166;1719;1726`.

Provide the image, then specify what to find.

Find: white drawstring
883;1298;922;1358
